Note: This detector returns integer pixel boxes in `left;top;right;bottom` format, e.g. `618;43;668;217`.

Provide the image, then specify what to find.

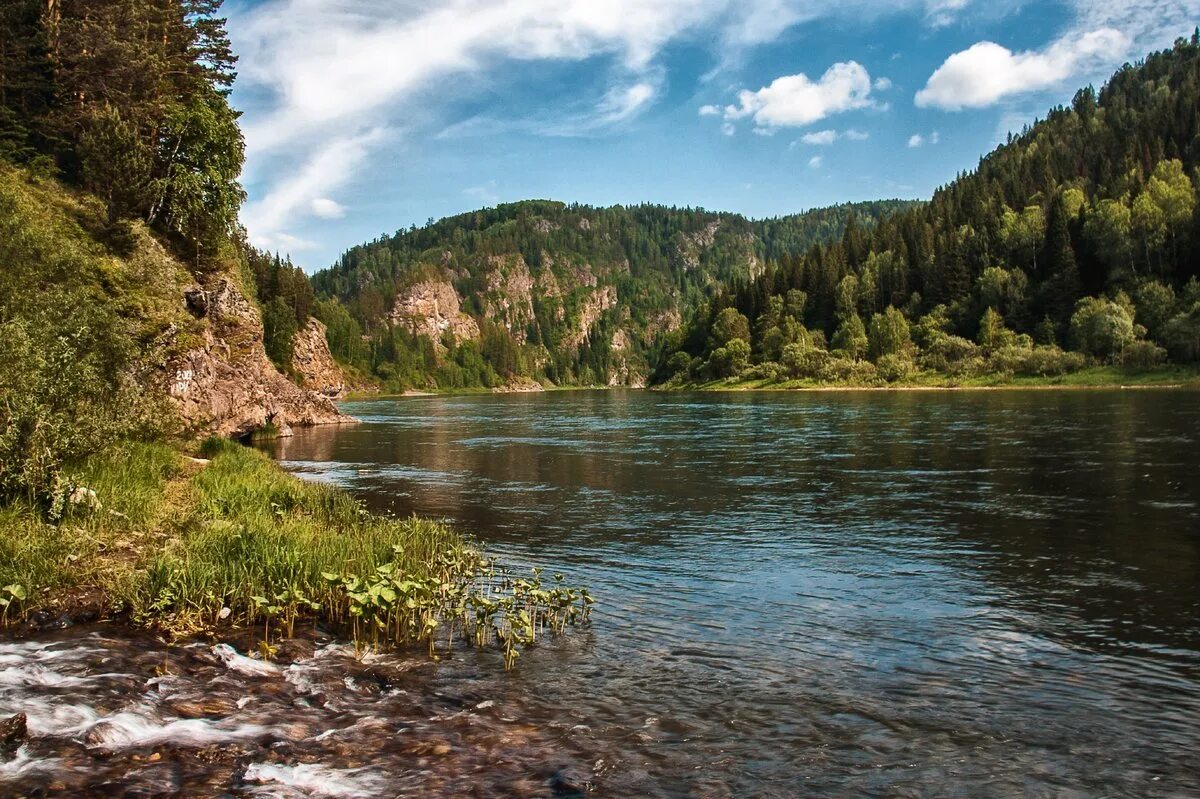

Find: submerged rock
0;713;27;755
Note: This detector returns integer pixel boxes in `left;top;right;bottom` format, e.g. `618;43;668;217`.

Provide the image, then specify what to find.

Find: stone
0;713;26;754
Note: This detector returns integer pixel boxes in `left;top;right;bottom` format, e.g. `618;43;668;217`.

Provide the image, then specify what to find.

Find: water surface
264;389;1200;796
4;389;1200;797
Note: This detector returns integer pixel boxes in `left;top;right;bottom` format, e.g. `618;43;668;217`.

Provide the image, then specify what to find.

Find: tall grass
0;438;591;666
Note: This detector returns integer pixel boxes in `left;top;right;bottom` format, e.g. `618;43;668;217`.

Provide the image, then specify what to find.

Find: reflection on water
5;389;1200;796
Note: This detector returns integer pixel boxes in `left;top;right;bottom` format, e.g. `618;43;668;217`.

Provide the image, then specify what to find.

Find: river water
3;389;1199;796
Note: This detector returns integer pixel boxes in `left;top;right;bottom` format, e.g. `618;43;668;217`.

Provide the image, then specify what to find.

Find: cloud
800;129;838;145
915;28;1128;109
872;77;892;91
598;81;658;123
698;104;721;116
808;155;823;168
924;0;971;28
718;61;875;132
907;133;924;148
844;128;870;140
464;181;500;206
310;198;346;219
241;128;385;254
721;122;736;136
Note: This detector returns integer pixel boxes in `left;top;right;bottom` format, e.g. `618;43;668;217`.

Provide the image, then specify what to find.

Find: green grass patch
0;438;591;666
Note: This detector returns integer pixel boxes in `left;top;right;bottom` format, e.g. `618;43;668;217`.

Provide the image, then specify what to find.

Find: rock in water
0;713;27;754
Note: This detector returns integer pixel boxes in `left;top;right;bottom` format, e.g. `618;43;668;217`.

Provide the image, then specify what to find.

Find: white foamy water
242;763;391;798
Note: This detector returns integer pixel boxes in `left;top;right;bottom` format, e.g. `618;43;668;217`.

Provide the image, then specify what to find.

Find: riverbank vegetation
0;439;591;666
0;0;591;664
651;34;1200;391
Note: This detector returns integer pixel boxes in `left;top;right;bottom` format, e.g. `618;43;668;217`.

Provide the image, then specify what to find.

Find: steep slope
0;165;347;444
311;200;915;389
650;33;1200;386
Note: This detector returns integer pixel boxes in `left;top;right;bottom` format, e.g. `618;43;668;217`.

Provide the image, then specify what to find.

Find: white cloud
720;122;736;136
698;104;721;116
924;0;971;28
873;77;892;91
598;81;658;123
719;61;875;132
930;130;940;144
464;181;500;206
907;133;924;148
241;128;385;254
801;129;838;145
310;197;346;219
915;28;1128;110
808;155;823;168
844;128;870;140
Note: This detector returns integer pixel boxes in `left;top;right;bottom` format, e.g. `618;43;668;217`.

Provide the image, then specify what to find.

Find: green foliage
652;36;1200;385
867;306;911;360
312;199;914;390
1070;296;1137;359
832;314;868;359
0;167;180;506
0;0;245;263
708;338;751;378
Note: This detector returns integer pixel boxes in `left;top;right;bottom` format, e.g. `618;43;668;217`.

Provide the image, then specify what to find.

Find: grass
0;439;591;664
676;364;1200;392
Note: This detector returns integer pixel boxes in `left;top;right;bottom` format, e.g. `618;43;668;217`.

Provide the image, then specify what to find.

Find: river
3;389;1199;796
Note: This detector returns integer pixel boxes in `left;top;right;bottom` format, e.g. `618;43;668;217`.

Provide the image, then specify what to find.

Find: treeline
0;0;244;263
652;33;1200;386
244;247;314;372
310;199;915;391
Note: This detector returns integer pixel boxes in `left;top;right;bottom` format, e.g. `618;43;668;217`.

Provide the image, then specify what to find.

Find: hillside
651;32;1200;387
0;1;349;510
310;200;916;389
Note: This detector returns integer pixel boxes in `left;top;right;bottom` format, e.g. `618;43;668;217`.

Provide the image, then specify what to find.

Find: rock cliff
169;278;349;438
389;280;480;346
291;318;347;398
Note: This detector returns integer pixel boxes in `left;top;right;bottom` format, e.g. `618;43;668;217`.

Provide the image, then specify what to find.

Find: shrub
781;343;829;378
1119;340;1167;370
920;335;979;373
875;353;914;382
1016;345;1088;377
1070;296;1136;359
708;338;751;378
818;356;877;383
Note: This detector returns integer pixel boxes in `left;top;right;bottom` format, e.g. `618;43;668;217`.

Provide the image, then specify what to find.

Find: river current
3;389;1198;797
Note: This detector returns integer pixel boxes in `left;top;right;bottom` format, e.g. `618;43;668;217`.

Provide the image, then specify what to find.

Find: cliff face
291;318;346;398
168;279;348;438
388;280;480;346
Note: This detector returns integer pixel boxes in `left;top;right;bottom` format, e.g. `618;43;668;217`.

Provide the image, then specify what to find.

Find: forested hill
651;32;1200;386
309;199;915;390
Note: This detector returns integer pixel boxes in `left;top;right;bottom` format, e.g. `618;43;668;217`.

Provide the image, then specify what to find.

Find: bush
1070;296;1136;359
781;343;829;378
1119;340;1167;370
1016;345;1088;377
818;357;877;383
742;361;783;382
708;338;751;378
919;335;979;372
875;353;914;382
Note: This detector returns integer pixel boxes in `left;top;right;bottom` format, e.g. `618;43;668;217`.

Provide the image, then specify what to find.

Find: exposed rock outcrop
389;280;479;346
562;285;618;350
291;318;346;398
484;256;536;341
168;278;349;438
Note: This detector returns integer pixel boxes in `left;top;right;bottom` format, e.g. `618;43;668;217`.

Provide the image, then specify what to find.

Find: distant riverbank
663;365;1200;393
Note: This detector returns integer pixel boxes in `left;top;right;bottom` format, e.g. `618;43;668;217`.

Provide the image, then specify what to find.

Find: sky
224;0;1200;271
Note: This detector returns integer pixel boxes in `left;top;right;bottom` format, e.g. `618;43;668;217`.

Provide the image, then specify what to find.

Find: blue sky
224;0;1199;271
